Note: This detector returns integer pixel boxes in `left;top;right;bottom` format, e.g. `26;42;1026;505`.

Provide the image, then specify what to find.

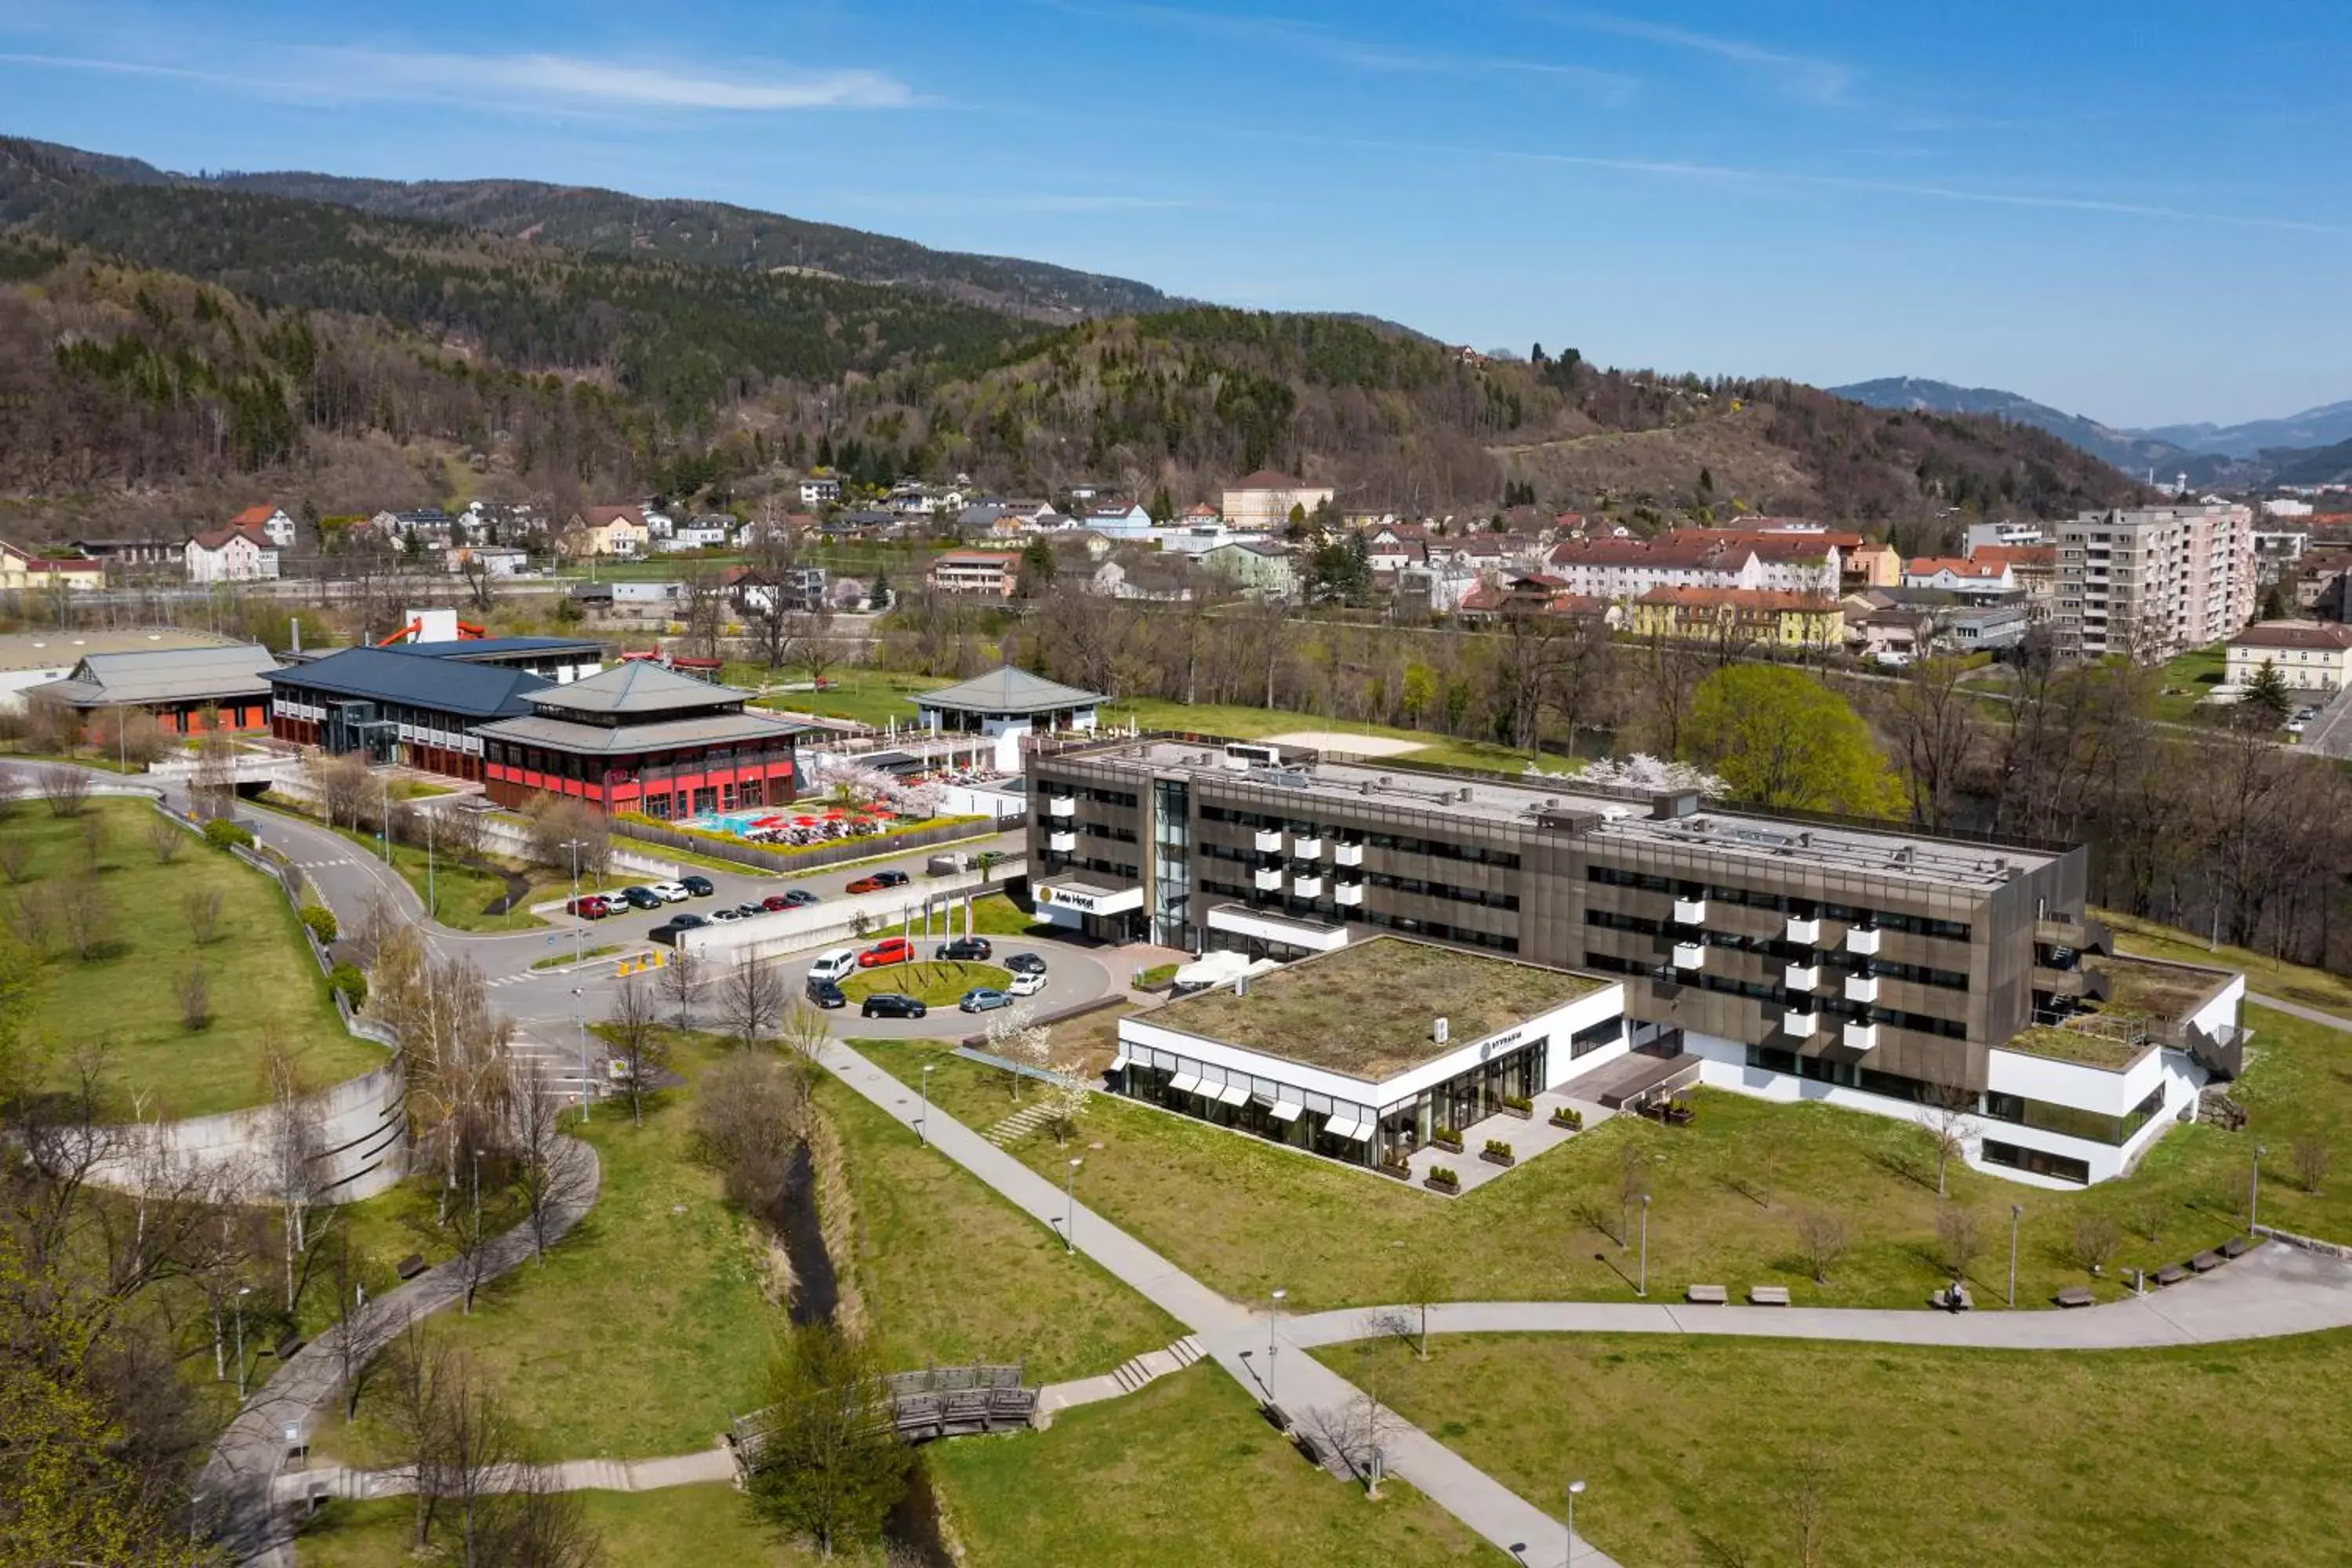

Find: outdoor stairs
1109;1335;1206;1395
982;1101;1058;1146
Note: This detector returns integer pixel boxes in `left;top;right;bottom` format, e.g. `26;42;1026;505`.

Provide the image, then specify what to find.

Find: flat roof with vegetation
2095;953;2230;1021
1149;937;1609;1081
2002;1024;2151;1072
2002;954;2232;1072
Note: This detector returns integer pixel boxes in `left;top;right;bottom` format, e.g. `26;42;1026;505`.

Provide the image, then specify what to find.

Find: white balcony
1334;842;1365;868
1673;941;1706;971
1046;795;1076;818
1785;916;1821;946
1779;1007;1818;1037
1292;875;1324;899
1253;866;1283;892
1334;881;1364;906
1253;829;1283;854
1784;963;1819;991
1842;1019;1880;1053
1047;831;1077;854
1673;897;1708;924
1846;925;1882;956
1846;974;1881;1005
1293;835;1323;859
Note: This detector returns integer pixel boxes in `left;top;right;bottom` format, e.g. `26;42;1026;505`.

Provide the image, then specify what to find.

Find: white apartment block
2053;504;2255;661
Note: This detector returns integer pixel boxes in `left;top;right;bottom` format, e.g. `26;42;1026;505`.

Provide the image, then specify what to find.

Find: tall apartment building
1029;737;2246;1186
2053;503;2256;660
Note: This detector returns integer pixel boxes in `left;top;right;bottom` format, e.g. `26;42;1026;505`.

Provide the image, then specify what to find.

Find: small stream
775;1143;839;1327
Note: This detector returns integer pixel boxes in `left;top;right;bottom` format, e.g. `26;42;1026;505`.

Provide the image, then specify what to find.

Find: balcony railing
1334;842;1365;867
1253;866;1283;891
1253;829;1283;854
1846;974;1881;1005
1293;835;1323;859
1784;963;1819;991
1780;1008;1819;1038
1845;925;1882;956
1843;1019;1880;1053
1785;916;1821;946
1334;881;1364;906
1046;795;1076;818
1292;875;1324;899
1674;941;1706;971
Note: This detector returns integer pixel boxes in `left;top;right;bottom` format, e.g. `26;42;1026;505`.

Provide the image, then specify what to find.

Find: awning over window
1167;1072;1202;1096
1213;1081;1250;1106
1269;1101;1303;1122
1323;1116;1370;1142
1108;1051;1129;1071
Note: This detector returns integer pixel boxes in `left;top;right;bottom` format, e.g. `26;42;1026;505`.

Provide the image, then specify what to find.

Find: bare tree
261;1041;323;1312
78;811;107;872
38;764;90;818
308;752;372;833
176;967;212;1032
1885;656;1981;834
717;955;783;1048
146;816;185;865
506;1059;595;1265
1793;1210;1849;1285
658;948;701;1032
383;1320;456;1549
2068;1213;2122;1276
521;795;610;881
603;975;666;1123
2292;1133;2332;1196
1920;1087;1973;1198
695;1051;813;1230
1784;1447;1835;1568
778;998;829;1073
1399;1255;1447;1360
1747;1120;1784;1210
0;837;31;884
53;877;115;960
1936;1203;1984;1283
321;1229;379;1421
183;886;223;945
190;730;237;821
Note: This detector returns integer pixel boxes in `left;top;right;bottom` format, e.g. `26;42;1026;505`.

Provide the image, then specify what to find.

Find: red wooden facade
481;743;795;817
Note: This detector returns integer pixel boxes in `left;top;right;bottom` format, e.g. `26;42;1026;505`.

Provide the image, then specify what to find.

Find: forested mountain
1831;376;2194;476
19;137;1174;322
0;133;2147;535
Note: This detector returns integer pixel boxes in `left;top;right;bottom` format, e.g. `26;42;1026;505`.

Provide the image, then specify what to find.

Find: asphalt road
2296;683;2352;757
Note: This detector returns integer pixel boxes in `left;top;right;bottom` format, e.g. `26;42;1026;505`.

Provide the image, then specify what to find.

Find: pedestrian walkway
982;1098;1059;1145
1037;1334;1207;1415
274;1449;735;1507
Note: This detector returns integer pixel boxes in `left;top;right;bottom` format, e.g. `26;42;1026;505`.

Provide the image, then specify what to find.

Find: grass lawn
1334;1328;2352;1568
838;959;1011;1007
851;1004;2342;1315
533;944;621;970
751;667;946;728
296;1486;817;1567
2100;907;2352;1016
2145;642;2230;724
1099;695;1580;775
927;1363;1507;1566
316;1036;789;1463
252;796;561;931
817;1073;1179;1381
960;890;1051;936
13;800;382;1117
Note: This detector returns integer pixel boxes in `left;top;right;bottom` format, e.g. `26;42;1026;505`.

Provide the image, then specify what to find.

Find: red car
857;937;915;968
567;895;612;920
844;875;884;895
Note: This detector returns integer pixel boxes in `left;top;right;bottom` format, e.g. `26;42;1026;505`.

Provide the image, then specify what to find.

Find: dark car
938;936;993;963
734;903;765;918
859;993;927;1019
621;887;665;911
1004;952;1048;976
670;913;710;932
805;978;847;1010
682;874;716;898
783;888;819;907
874;869;911;887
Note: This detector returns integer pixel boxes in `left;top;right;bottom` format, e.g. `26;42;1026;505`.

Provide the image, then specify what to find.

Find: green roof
1149;937;1608;1082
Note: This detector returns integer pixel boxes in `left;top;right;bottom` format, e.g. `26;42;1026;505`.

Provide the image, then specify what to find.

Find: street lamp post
379;776;391;864
561;840;586;968
2252;1143;2269;1236
2008;1203;2023;1308
423;807;436;924
1268;1287;1288;1398
572;985;590;1124
1567;1478;1587;1567
233;1285;252;1401
919;1064;934;1147
1062;1156;1082;1254
1637;1194;1650;1299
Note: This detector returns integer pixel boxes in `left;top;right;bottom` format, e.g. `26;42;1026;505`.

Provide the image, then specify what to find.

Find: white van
807;948;858;985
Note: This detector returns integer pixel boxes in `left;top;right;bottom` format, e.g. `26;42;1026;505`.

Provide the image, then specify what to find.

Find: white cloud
1537;9;1852;106
316;49;913;112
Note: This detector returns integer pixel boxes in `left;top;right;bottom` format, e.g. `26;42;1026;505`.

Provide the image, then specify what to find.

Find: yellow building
1632;586;1843;649
0;540;106;593
563;506;652;557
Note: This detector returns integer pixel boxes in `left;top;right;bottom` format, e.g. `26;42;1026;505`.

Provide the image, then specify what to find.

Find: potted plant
1499;1094;1534;1122
1377;1156;1414;1181
1424;1165;1461;1194
1479;1138;1515;1169
1549;1105;1584;1131
1432;1126;1465;1155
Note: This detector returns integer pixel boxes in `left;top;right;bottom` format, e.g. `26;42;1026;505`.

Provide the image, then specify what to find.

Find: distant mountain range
1830;376;2352;489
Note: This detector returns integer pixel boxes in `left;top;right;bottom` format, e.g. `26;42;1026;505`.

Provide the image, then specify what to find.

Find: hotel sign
1036;882;1143;915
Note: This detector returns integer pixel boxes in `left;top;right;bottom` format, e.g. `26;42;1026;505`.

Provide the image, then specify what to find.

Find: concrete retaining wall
674;863;1027;967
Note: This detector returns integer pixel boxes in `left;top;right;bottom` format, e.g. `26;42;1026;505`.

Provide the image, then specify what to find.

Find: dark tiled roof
266;647;548;717
526;659;750;717
382;637;606;662
916;666;1105;715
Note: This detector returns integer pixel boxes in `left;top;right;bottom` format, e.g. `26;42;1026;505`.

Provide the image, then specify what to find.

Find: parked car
621;887;665;911
1004;952;1048;977
682;874;716;898
782;888;819;906
873;869;911;888
761;894;794;912
807;948;858;984
711;908;744;924
566;895;612;920
959;987;1011;1013
858;937;915;968
844;874;887;895
670;913;709;931
805;978;847;1010
649;881;691;903
860;993;927;1019
1008;970;1047;997
938;936;993;962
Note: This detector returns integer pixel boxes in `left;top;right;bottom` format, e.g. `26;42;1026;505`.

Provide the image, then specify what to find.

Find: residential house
1097;550;1196;603
927;550;1022;598
183;524;281;584
1848;604;1935;666
1196;539;1298;598
2055;503;2257;661
1632;586;1842;650
724;564;829;617
1965;521;2050;554
564;506;652;558
370;508;457;548
2225;621;2352;694
1939;603;2032;652
798;475;842;507
1546;530;1841;602
447;543;530;578
1970;544;2058;622
71;536;179;575
0;542;105;593
228;505;299;550
1220;469;1336;531
1904;557;2016;601
1842;540;1904;590
2299;550;2352;619
1180;503;1222;527
655;515;733;552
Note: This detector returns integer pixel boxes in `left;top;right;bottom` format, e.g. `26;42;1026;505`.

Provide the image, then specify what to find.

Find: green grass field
927;1363;1507;1566
1333;1327;2352;1568
13;800;381;1116
2145;642;2230;724
1100;696;1581;775
853;1002;2342;1315
253;797;561;931
296;1486;818;1568
838;959;1011;1007
751;667;946;728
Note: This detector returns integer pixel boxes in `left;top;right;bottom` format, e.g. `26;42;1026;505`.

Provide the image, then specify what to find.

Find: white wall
676;863;1022;968
86;1050;411;1204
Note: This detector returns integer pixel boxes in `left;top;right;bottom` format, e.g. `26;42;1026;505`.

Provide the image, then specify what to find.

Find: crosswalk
289;858;358;872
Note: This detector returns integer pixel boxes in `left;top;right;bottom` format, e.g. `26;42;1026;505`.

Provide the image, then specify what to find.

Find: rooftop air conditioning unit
1434;1017;1450;1045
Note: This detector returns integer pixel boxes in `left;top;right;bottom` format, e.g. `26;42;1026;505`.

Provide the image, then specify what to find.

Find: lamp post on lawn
1268;1287;1287;1399
919;1063;934;1147
2252;1142;2269;1237
1566;1478;1586;1567
572;985;590;1125
379;776;392;864
2008;1203;2023;1308
1637;1194;1650;1299
233;1285;252;1401
1062;1157;1082;1254
423;807;436;924
560;840;586;967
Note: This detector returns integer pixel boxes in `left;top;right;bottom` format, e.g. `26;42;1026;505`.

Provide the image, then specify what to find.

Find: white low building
2225;620;2352;694
916;666;1104;771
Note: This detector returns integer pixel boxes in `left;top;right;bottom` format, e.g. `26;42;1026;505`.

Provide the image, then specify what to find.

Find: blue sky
2;0;2343;426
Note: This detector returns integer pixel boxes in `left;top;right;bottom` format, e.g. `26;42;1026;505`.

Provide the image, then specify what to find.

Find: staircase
982;1100;1058;1146
1109;1335;1206;1396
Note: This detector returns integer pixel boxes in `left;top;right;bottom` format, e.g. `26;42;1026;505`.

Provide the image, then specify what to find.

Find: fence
612;811;1019;876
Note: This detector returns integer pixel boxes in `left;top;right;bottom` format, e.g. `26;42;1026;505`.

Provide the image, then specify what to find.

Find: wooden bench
2053;1286;2094;1309
1931;1283;1974;1312
395;1253;428;1282
272;1331;304;1361
2154;1264;2188;1287
1747;1285;1791;1306
1291;1428;1327;1467
1685;1284;1729;1305
1261;1402;1290;1434
2188;1250;2221;1273
2221;1236;2252;1259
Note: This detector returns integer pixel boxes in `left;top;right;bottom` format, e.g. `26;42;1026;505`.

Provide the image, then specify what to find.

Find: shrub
1501;1094;1533;1112
176;967;212;1031
203;818;254;851
327;962;368;1009
300;904;339;945
1434;1126;1463;1143
1428;1166;1459;1186
1550;1105;1584;1130
1483;1138;1514;1160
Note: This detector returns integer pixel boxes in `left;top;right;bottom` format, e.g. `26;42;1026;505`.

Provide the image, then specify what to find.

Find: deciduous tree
1682;666;1904;815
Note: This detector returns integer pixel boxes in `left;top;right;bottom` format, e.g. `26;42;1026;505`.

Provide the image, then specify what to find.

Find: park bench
1747;1285;1791;1306
272;1330;304;1361
2189;1250;2221;1273
1684;1284;1728;1305
1291;1428;1327;1467
1261;1401;1290;1434
2053;1286;2095;1309
2221;1236;2252;1259
1931;1283;1974;1312
2154;1264;2188;1287
395;1253;428;1282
